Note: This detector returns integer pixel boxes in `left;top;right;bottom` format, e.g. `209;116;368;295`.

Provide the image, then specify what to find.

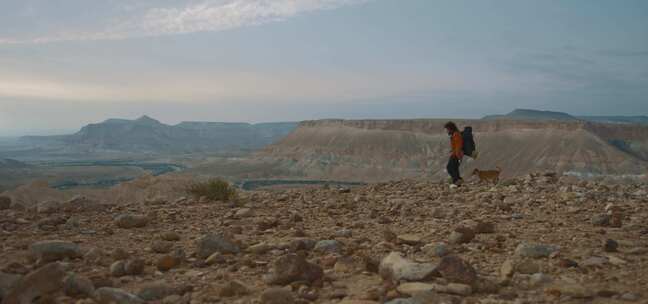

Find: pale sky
1;0;647;136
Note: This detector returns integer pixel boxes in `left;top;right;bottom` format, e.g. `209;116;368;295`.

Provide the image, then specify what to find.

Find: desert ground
1;172;647;304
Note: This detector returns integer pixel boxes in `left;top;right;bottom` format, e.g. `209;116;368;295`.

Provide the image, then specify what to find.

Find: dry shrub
186;178;237;202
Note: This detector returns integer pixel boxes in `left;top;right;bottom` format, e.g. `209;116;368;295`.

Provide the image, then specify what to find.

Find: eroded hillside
258;119;648;182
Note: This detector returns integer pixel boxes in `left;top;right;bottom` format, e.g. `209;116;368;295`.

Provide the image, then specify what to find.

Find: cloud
0;0;370;44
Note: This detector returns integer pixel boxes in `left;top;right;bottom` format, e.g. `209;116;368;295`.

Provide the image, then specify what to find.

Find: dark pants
447;156;462;184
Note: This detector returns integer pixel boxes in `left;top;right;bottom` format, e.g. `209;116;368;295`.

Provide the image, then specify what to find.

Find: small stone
0;271;22;299
0;196;11;210
151;241;174;254
205;252;226;265
620;292;640;302
515;243;558;258
448;227;475;244
335;228;353;238
436;255;478;287
265;254;323;285
423;243;449;257
473;221;495;234
397;234;423;245
114;214;149;229
546;282;593;298
218;280;250;297
591;214;610;227
124;259;145;275
248;242;273;254
160;232;181;242
138;282;178;301
500;259;515;279
113;248;130;261
110;261;126;277
30;240;82;263
529;273;552;287
196;233;240;258
604;239;619;252
36;201;61;214
516;259;541;274
157;255;182;272
557;258;578;268
379;252;438;282
95;287;145;304
396;282;435;296
260;287;295;304
63;273;95;298
314;240;343;253
235;208;254;218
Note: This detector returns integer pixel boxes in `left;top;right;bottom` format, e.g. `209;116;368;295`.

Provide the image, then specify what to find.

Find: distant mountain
484;109;648;125
20;116;298;154
483;109;579;121
578;116;648;125
0;158;31;169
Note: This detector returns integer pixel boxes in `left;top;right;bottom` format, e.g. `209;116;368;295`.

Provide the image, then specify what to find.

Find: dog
472;167;502;184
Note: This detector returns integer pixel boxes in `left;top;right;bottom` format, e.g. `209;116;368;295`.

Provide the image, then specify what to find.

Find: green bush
186;178;238;202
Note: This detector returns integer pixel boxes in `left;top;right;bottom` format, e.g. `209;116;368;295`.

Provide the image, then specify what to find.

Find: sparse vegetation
186;178;238;202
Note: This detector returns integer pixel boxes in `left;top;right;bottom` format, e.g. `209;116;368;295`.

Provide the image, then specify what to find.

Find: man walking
444;121;463;187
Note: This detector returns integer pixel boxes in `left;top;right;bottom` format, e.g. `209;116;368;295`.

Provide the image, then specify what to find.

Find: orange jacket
451;131;464;159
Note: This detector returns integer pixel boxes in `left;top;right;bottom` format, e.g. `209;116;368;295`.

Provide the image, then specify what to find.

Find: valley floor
1;173;647;304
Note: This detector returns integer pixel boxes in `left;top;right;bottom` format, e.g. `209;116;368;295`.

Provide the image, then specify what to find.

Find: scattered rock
36;201;61;214
448;227;475;245
114;214;149;229
95;287;146;304
436;255;478;287
218;280;250;297
2;263;66;304
0;196;11;210
591;214;610;227
30;240;82;263
157;255;182;272
160;232;181;242
151;241;174;254
379;252;438;282
604;239;619;252
260;287;295;304
473;221;495;234
314;240;343;253
265;254;324;285
397;234;423;246
0;271;22;300
63;273;95;298
515;243;558;258
196;233;240;258
137;282;179;301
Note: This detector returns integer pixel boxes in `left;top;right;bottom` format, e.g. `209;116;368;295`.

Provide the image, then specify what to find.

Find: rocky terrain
258;119;648;182
1;173;647;304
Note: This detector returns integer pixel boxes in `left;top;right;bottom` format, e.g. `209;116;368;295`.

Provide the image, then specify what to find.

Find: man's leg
447;156;460;184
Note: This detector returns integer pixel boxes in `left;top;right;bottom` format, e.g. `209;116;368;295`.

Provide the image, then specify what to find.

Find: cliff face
258;119;648;182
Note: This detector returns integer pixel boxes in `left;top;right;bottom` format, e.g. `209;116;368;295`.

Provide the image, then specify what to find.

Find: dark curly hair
444;121;459;132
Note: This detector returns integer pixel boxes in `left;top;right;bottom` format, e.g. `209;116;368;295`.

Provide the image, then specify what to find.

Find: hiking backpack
461;126;477;158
